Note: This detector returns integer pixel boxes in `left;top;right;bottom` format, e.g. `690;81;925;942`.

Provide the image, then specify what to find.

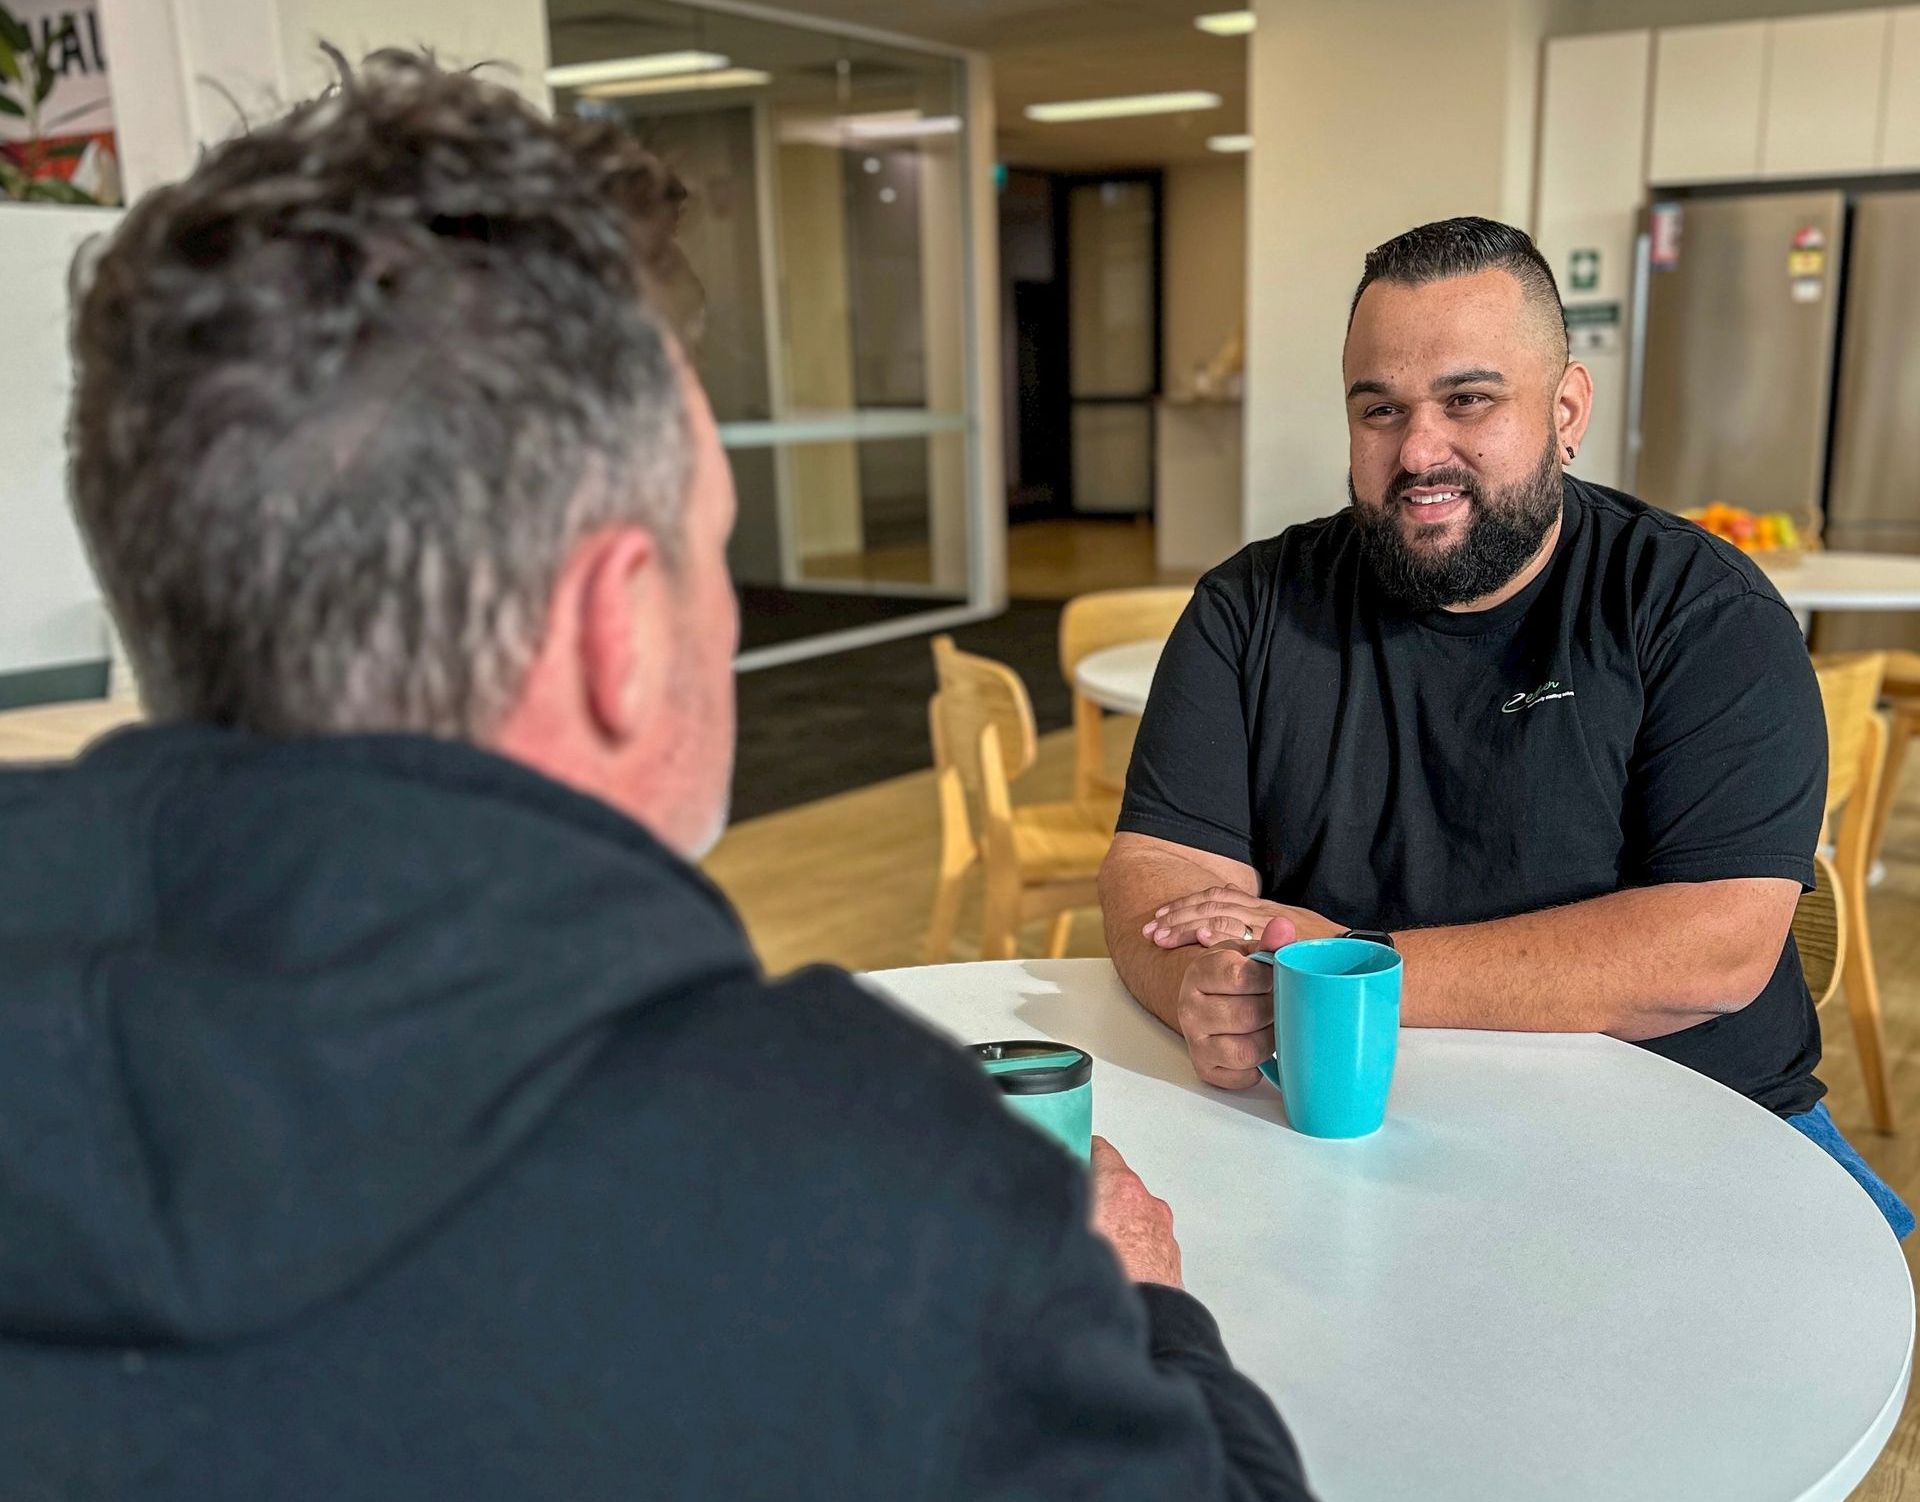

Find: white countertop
1758;550;1920;611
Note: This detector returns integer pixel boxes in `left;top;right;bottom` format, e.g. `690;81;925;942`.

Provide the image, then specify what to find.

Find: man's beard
1349;440;1564;611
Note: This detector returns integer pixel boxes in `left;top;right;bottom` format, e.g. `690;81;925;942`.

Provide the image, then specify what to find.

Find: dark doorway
999;167;1163;524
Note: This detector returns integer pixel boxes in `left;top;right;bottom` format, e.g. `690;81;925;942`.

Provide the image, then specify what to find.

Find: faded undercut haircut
1349;216;1569;366
69;49;699;738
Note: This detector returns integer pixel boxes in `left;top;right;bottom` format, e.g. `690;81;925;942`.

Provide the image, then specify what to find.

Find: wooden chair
1790;852;1847;1009
1866;647;1920;871
1058;586;1192;802
926;636;1119;963
1810;653;1896;1132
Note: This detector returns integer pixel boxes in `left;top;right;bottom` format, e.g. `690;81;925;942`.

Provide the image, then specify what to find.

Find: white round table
1073;640;1164;715
1758;551;1920;611
866;958;1914;1502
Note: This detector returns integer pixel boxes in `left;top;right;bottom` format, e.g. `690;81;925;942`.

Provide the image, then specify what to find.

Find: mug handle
1244;950;1282;1089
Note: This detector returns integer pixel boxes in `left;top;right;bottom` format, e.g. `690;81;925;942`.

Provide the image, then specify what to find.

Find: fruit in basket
1680;503;1801;554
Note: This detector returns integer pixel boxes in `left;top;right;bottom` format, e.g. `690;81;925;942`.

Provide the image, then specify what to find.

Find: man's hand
1088;1137;1183;1288
1175;915;1294;1089
1144;887;1341;950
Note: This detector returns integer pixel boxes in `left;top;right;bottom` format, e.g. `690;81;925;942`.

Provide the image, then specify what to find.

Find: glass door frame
663;0;1004;672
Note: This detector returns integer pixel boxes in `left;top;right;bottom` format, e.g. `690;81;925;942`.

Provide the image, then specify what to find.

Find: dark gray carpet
738;587;951;652
731;601;1068;822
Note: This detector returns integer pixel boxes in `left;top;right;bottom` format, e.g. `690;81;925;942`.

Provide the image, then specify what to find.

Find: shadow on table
1010;982;1301;1130
1007;965;1479;1191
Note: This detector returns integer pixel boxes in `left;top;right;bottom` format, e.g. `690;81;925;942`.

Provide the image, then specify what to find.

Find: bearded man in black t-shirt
1099;216;1910;1238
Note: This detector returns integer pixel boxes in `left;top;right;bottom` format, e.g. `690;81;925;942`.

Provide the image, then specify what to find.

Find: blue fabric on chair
1788;1102;1915;1239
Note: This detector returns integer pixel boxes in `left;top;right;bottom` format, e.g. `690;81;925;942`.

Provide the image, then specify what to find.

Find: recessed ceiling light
582;68;773;99
1194;10;1255;36
1207;134;1252;153
546;52;730;90
843;113;962;142
1025;90;1222;124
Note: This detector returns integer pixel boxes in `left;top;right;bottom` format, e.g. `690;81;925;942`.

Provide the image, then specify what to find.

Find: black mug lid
971;1039;1093;1095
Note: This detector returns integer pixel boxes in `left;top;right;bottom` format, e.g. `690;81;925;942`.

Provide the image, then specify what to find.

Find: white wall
0;205;120;676
101;0;549;196
0;0;550;687
1245;0;1554;541
1162;158;1246;396
276;0;550;105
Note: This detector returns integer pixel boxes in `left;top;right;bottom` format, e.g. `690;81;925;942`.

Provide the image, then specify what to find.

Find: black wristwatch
1343;928;1396;950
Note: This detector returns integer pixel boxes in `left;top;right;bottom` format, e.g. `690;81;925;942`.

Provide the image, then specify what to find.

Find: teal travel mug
972;1040;1093;1161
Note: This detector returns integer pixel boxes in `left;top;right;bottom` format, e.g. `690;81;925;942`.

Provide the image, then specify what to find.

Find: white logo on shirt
1502;680;1576;714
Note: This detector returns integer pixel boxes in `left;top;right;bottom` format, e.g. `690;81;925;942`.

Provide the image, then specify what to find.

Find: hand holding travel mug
971;1040;1093;1160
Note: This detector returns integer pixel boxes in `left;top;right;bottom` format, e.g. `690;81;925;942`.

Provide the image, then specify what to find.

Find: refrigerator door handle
1622;228;1651;494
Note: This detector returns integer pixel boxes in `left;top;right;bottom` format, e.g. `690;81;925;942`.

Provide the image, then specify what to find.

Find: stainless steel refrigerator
1630;188;1920;651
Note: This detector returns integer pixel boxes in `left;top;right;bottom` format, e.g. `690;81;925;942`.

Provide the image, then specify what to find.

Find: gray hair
68;50;696;738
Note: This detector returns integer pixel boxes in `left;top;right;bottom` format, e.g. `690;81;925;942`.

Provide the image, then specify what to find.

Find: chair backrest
1058;587;1193;681
931;635;1040;795
1813;653;1887;817
1792;851;1846;1009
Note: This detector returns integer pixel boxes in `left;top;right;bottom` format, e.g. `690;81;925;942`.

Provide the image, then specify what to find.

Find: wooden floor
1;700;1915;1496
802;517;1194;600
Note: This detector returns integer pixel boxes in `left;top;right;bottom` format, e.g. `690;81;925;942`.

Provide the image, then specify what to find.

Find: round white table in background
866;959;1914;1502
1758;551;1920;612
1073;639;1164;715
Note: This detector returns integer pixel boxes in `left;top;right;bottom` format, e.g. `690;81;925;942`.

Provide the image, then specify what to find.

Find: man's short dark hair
70;50;696;738
1348;216;1569;364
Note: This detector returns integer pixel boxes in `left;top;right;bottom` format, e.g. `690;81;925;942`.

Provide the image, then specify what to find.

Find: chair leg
1867;708;1914;871
1072;694;1105;805
1839;903;1897;1134
925;870;968;965
980;867;1022;962
1045;910;1074;959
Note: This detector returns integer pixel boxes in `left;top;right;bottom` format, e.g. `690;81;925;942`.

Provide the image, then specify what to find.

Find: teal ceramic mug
971;1040;1093;1161
1246;937;1402;1139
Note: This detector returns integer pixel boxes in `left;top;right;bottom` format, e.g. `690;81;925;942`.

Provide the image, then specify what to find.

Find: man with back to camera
1099;216;1911;1238
0;52;1317;1498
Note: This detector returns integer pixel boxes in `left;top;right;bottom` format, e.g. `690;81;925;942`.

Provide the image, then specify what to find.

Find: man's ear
1556;361;1595;458
576;527;661;744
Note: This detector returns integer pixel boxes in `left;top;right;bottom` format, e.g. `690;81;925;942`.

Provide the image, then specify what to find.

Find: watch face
1345;929;1396;950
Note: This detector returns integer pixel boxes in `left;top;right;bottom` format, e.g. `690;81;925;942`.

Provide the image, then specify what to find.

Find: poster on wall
0;0;118;207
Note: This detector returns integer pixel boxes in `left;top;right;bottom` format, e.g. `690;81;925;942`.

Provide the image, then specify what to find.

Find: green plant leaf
0;38;20;84
0;93;23;117
25;176;95;205
0;159;26;199
0;8;29;55
33;52;57;107
47;140;86;158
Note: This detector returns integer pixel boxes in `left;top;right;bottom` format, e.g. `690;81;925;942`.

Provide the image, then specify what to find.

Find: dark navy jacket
0;726;1311;1500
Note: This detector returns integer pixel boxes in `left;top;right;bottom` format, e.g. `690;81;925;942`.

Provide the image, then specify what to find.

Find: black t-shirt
1119;477;1827;1116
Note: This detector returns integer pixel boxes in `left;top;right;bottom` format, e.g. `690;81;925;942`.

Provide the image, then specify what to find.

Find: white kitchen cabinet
1649;21;1769;183
1535;30;1653;491
1882;6;1920;169
1762;9;1891;178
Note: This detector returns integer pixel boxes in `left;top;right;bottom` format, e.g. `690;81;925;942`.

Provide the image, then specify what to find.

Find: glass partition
547;0;984;660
